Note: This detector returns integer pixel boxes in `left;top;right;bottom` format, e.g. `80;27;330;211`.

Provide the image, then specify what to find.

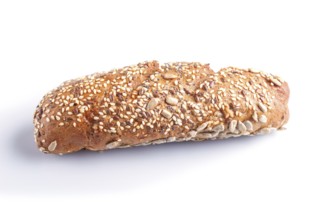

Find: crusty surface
34;61;289;154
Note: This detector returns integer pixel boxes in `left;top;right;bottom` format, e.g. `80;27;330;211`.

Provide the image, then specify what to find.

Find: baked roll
33;61;289;154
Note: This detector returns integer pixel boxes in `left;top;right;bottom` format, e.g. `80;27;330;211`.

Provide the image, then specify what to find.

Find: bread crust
33;61;289;154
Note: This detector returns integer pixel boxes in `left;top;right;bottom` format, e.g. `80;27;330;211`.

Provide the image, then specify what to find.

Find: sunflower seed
257;127;276;135
117;145;131;149
196;121;209;132
196;133;213;139
258;102;268;113
237;121;247;133
248;68;260;73
271;78;282;86
229;120;237;133
106;141;120;149
166;96;179;106
259;115;267;124
162;72;178;79
184;85;195;94
167;137;176;142
161;109;172;119
48;140;57;152
213;124;225;132
147;98;159;110
152;139;167;144
252;112;258;122
243;120;253;131
188;130;197;137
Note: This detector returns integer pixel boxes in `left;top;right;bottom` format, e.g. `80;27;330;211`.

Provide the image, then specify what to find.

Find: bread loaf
33;61;289;154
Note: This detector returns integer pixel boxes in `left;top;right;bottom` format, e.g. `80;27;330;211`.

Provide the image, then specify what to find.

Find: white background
0;0;329;219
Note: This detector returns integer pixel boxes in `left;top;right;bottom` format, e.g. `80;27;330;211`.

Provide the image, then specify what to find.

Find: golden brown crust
33;61;289;154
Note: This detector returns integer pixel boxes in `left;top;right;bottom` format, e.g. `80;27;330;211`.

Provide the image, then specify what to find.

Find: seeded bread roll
33;61;289;154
